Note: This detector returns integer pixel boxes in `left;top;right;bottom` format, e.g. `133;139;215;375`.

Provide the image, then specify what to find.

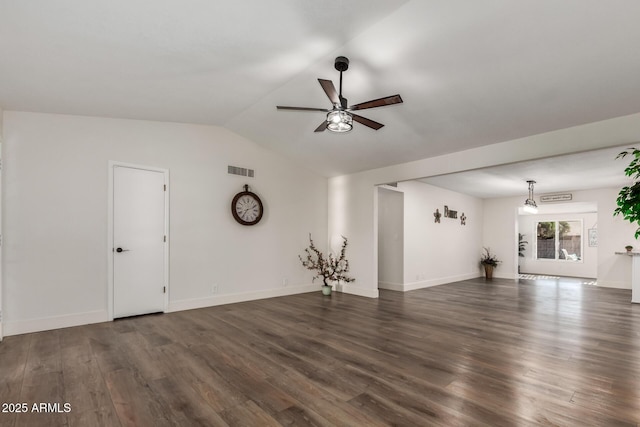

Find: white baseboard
168;284;318;312
493;272;518;280
391;272;481;292
596;280;631;289
4;310;108;337
3;283;376;336
337;284;379;298
378;281;404;291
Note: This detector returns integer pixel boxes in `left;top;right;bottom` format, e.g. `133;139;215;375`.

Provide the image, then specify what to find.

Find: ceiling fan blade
349;94;403;111
318;79;340;105
276;106;329;112
314;121;328;132
352;114;384;130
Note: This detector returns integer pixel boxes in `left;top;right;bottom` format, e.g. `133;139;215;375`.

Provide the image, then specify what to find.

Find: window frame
534;219;584;262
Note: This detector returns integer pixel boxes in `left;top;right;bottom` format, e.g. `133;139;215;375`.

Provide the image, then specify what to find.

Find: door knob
116;247;129;253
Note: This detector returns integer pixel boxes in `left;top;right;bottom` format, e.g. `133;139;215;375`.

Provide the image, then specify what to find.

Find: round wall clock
231;184;264;226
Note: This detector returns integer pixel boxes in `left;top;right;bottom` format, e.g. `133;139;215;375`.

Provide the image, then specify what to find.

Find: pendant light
523;180;538;214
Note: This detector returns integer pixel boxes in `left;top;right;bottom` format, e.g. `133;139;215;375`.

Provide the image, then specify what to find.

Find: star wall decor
434;208;441;223
460;213;467;225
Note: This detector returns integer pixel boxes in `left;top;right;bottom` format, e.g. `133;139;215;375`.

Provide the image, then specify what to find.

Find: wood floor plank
103;368;173;427
147;376;229;426
23;331;62;375
61;342;120;426
348;391;442;426
1;276;640;425
273;405;333;427
219;400;281;427
264;366;387;426
0;335;31;427
16;371;67;427
156;343;246;412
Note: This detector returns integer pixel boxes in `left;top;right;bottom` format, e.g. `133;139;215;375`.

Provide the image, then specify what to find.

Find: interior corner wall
377;187;404;289
399;181;483;290
328;174;379;298
482;197;519;279
2;111;328;335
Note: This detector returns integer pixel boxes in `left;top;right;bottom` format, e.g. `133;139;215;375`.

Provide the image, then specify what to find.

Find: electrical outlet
211;284;219;294
282;277;288;287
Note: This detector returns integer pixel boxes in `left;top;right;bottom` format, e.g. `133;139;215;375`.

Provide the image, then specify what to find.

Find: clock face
231;191;263;225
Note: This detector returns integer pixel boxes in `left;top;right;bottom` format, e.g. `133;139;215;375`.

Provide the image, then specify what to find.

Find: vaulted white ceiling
2;1;640;179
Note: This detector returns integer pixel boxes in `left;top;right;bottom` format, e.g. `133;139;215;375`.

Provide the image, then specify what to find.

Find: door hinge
164;184;166;191
163;286;166;294
164;235;166;242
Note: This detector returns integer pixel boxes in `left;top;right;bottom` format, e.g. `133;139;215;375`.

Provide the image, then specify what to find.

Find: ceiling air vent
228;165;254;178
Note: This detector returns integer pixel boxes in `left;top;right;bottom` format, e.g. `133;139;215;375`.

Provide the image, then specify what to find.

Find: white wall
485;188;637;287
2;111;328;335
482;197;519;279
518;212;598;278
0;107;3;340
398;181;483;290
377;187;403;288
328;113;640;296
591;188;638;288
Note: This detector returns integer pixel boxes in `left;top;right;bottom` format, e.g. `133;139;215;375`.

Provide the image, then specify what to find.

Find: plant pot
321;285;332;296
483;264;494;279
626;247;633;253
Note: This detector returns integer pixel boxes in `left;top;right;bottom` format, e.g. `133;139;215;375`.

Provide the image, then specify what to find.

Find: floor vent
228;166;255;177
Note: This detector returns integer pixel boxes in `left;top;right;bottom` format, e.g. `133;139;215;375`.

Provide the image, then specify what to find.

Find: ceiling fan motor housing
334;56;349;72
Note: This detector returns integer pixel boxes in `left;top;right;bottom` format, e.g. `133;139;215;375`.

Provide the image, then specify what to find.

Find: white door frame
107;161;169;321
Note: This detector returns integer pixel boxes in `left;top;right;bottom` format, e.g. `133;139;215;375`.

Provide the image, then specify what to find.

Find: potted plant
518;233;528;273
299;234;354;295
480;247;500;279
518;234;528;258
626;245;633;253
614;148;640;238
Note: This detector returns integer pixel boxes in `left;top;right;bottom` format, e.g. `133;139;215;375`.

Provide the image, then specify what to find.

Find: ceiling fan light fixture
326;110;352;133
523;180;538;213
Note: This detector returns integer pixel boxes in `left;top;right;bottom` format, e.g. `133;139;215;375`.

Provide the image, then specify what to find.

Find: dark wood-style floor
1;276;639;426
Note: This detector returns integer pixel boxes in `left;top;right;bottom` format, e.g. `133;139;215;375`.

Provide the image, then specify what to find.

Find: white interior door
113;166;167;318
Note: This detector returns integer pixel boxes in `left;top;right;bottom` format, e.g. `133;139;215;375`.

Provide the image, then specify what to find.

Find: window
536;220;582;261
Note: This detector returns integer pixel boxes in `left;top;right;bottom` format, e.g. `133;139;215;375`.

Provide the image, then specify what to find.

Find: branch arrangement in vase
299;234;355;287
